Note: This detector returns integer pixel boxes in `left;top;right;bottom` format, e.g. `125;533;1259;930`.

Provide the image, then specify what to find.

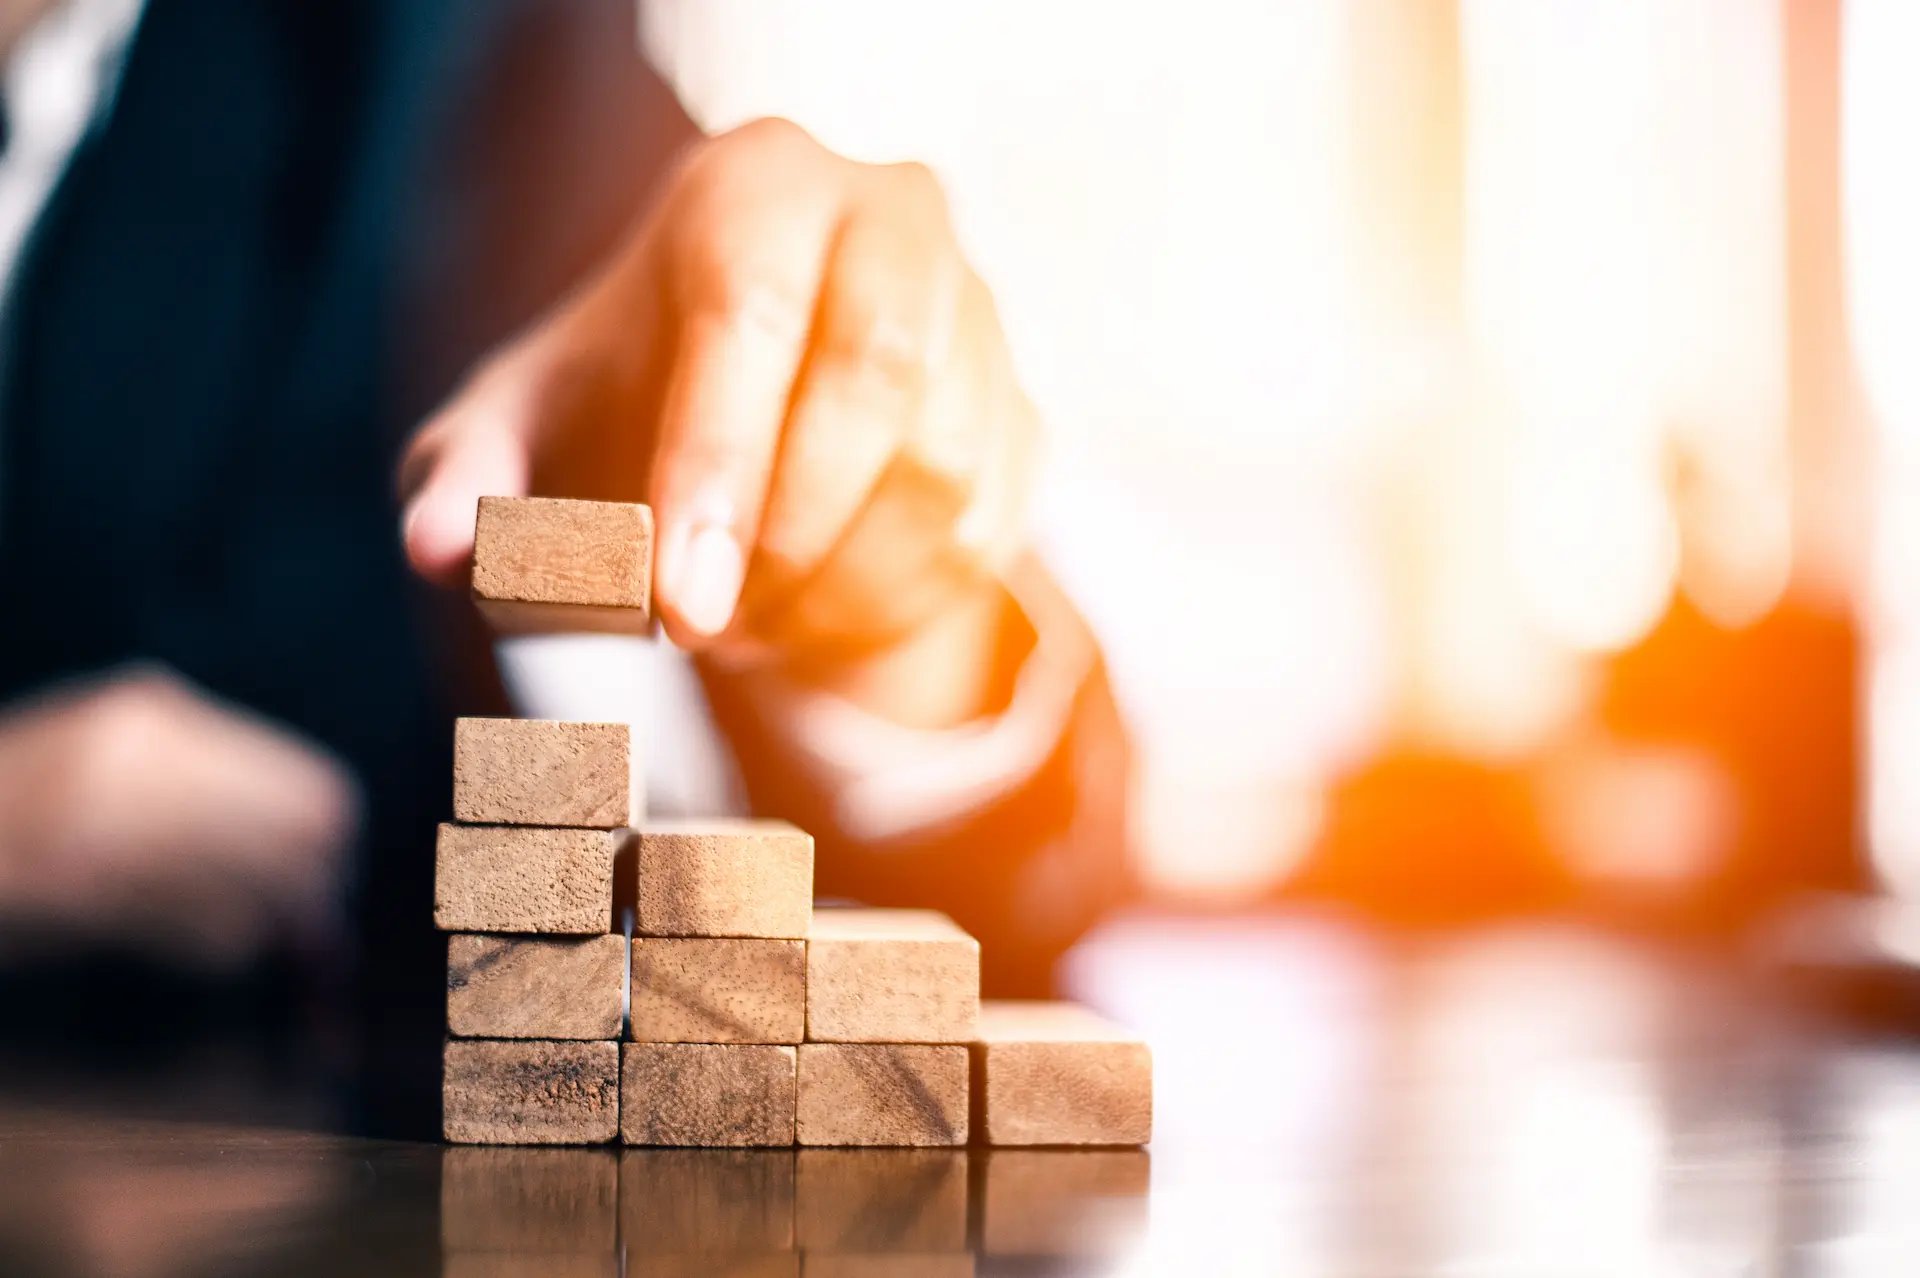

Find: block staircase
436;497;1151;1148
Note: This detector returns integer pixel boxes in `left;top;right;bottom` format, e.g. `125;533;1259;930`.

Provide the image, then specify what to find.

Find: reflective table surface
4;913;1920;1276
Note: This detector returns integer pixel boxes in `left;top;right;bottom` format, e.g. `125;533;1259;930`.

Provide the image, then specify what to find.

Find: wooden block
971;1002;1151;1146
438;1147;617;1251
630;938;805;1044
633;821;812;939
619;1149;796;1251
794;1150;967;1252
454;718;638;828
447;935;625;1040
803;1258;973;1278
633;1258;798;1278
443;1040;619;1145
796;1045;968;1147
805;910;979;1043
471;495;653;634
977;1149;1149;1255
622;1043;797;1147
434;824;620;934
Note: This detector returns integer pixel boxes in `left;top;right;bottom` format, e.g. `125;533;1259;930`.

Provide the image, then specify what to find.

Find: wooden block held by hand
806;910;979;1043
471;496;653;634
630;938;806;1044
632;821;812;939
435;824;621;934
971;1002;1151;1146
796;1044;968;1147
621;1043;798;1147
447;934;626;1040
443;1039;619;1144
454;718;638;828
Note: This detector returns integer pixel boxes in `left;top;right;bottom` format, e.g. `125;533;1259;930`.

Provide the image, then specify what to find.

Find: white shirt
0;0;142;538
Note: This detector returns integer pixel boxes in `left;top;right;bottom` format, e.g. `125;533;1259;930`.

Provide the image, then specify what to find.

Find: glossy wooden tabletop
1;914;1915;1276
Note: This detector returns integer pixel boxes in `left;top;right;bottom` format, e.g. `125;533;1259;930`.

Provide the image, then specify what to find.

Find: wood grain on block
633;821;812;939
630;938;805;1044
622;1043;797;1147
434;824;620;934
803;1258;974;1278
447;935;625;1040
977;1149;1150;1255
471;496;652;633
971;1002;1151;1146
805;910;979;1043
795;1150;967;1252
439;1147;617;1251
631;1258;798;1278
453;718;637;828
796;1045;968;1147
619;1149;796;1251
443;1040;619;1145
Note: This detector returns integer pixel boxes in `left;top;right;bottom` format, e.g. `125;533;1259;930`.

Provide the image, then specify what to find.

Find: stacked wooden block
437;496;1151;1149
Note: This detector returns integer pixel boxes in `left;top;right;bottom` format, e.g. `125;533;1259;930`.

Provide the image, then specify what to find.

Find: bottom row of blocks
446;1041;967;1147
446;1020;1152;1147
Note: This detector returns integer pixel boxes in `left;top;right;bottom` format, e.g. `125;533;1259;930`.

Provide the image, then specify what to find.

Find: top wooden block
471;496;653;634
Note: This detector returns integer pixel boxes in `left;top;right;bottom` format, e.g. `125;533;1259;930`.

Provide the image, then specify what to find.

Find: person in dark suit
0;0;1129;1038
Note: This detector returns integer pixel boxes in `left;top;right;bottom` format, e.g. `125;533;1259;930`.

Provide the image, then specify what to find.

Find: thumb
398;344;562;588
397;245;667;590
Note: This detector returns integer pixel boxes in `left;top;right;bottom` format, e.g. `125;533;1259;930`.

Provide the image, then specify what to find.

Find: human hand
398;119;1037;721
0;668;357;970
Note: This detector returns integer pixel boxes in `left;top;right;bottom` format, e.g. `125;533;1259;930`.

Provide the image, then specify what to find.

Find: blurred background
614;0;1911;925
16;4;1920;1274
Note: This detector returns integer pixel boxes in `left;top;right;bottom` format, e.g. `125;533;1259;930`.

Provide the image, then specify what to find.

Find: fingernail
666;520;746;639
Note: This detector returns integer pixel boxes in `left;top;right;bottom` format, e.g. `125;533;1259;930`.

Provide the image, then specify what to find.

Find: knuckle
88;669;185;739
685;120;832;207
752;517;822;581
822;308;928;399
885;159;948;212
817;259;932;396
661;431;763;496
689;250;816;347
729;116;813;154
